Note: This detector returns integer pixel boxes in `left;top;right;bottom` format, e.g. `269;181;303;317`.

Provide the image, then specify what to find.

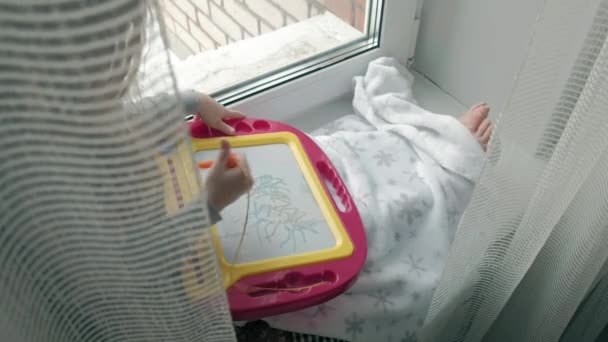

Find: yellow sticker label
158;139;203;217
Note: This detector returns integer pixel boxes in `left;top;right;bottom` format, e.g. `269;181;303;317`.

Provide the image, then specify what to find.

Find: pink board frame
189;116;367;321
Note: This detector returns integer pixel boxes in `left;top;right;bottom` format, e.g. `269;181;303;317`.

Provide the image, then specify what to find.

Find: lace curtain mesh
5;1;608;342
561;261;608;341
0;1;235;341
421;0;608;341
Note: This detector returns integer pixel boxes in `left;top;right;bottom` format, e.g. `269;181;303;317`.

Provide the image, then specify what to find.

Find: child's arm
204;152;245;225
125;90;245;135
182;93;252;217
208;203;223;225
181;90;245;135
127;91;252;222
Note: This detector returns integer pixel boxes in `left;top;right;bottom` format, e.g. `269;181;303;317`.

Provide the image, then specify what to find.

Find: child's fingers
237;154;250;172
214;121;236;135
224;109;246;119
238;155;254;189
225;153;239;168
216;140;231;164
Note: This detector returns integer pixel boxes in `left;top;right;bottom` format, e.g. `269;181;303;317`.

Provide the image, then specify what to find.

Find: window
160;0;421;118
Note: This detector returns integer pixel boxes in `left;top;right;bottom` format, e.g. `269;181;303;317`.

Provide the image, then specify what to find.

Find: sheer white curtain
422;0;608;341
0;1;235;341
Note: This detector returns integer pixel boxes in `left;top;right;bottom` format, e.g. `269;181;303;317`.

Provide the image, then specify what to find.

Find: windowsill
287;70;467;132
168;12;363;95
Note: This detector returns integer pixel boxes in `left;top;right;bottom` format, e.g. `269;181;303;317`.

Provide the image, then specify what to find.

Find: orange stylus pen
197;153;239;169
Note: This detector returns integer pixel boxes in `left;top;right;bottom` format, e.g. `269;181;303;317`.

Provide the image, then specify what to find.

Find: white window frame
227;0;424;122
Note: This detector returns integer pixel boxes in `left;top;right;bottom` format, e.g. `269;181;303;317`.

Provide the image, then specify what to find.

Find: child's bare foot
460;102;493;151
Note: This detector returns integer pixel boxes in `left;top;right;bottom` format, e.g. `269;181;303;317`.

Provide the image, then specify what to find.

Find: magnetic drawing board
195;143;337;263
191;132;354;289
184;119;367;320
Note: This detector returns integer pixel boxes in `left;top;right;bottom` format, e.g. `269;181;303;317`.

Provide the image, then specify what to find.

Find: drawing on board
249;175;321;252
196;143;337;263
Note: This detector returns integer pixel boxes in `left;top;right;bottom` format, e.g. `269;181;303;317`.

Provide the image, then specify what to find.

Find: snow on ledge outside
168;13;364;95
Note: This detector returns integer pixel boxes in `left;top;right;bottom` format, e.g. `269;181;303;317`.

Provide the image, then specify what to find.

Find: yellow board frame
192;132;354;288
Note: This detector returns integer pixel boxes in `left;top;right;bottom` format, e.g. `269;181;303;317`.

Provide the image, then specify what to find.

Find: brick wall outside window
160;0;367;57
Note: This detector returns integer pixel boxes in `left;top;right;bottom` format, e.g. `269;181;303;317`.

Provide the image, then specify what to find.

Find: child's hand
197;93;245;135
205;140;254;212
